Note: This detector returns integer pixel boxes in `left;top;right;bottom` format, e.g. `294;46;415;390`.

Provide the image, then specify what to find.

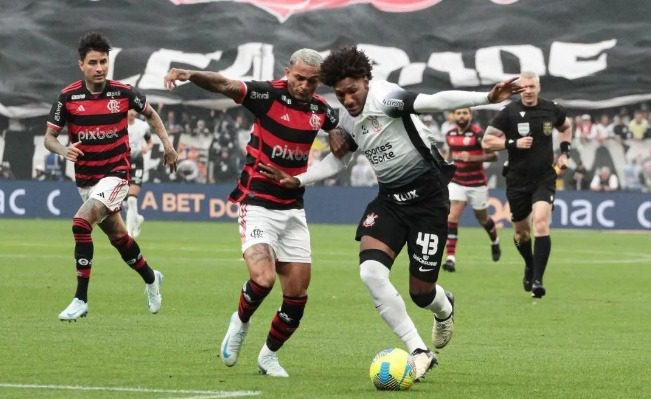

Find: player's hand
453;151;470;162
556;152;570;170
66;141;85;162
328;128;349;158
258;163;301;188
163;146;178;173
517;136;533;149
164;68;191;90
487;77;524;103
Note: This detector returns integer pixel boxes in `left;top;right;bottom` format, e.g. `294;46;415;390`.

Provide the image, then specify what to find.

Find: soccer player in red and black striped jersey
442;108;501;273
44;32;178;321
164;49;338;377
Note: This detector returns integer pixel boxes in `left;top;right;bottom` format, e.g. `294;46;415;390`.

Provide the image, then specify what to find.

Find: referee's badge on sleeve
517;122;530;136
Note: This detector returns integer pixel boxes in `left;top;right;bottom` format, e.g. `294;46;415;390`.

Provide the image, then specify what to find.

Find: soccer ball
369;348;415;391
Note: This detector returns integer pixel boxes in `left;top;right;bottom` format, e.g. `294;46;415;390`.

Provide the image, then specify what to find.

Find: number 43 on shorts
416;232;439;256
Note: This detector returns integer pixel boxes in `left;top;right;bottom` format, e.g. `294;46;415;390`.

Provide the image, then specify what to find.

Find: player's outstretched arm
164;68;242;101
259;152;347;188
413;77;523;112
142;106;178;172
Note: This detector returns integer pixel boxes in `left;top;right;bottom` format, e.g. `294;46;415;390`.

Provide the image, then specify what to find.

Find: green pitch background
1;219;649;398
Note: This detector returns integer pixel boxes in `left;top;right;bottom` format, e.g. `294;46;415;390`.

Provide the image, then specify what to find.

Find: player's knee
359;249;393;286
410;289;436;308
72;217;92;235
514;230;530;243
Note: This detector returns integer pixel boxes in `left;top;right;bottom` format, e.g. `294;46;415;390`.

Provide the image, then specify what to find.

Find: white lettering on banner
549;40;617;79
137;44;274;90
47;190;61;216
10;189;25;215
638;201;651;229
596;200;615;228
117;40;615;91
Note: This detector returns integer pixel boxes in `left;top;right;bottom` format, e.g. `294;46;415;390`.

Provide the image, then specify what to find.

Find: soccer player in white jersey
126;109;152;237
260;46;523;381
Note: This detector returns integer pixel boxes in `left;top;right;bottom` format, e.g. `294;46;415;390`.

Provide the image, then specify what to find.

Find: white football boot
220;312;250;367
145;270;163;314
58;298;88;321
433;291;455;350
411;349;437;381
257;344;289;377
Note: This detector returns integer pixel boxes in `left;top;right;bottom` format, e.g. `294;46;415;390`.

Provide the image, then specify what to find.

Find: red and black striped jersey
446;123;487;187
229;79;338;209
47;80;148;187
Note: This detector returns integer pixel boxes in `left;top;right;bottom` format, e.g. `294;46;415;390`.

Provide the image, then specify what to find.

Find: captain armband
560;141;571;157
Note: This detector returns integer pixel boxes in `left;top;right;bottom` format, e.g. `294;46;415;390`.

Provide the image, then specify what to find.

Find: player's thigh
405;204;448;283
467;185;489;210
77;176;129;223
506;181;533;222
238;204;282;256
355;197;408;255
275;209;312;264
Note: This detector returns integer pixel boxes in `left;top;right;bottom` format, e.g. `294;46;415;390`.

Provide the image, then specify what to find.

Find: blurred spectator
590;166;619;192
628;110;648;140
43;152;65;181
566;160;590;191
640;154;651;192
0;161;16;179
350;154;377;187
594;114;614;143
621;155;643;191
575;114;597;143
164;109;183;135
612;114;632;142
212;148;240;183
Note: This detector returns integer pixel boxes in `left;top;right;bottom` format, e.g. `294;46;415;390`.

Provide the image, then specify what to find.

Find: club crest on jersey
107;99;121;113
362;212;379;227
309;113;321;130
543;121;553;135
369;116;382;133
517;122;530;136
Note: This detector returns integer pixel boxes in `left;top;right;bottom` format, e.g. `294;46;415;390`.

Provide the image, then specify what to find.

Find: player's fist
164;68;191;90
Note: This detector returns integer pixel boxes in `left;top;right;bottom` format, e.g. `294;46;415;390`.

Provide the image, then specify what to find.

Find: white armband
413;91;489;112
296;153;346;187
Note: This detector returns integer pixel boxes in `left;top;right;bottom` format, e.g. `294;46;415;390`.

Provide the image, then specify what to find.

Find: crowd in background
2;101;651;192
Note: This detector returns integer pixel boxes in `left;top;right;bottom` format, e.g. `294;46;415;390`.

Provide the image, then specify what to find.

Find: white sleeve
413;91;489;112
296;152;347;187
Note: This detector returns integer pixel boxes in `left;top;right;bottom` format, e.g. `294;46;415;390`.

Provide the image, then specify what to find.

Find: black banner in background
1;0;650;118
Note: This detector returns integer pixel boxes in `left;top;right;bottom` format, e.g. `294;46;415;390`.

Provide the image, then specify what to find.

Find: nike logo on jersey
520;111;526;117
418;266;435;272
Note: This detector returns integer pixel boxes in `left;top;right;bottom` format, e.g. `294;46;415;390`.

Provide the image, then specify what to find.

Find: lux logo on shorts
416;232;438;256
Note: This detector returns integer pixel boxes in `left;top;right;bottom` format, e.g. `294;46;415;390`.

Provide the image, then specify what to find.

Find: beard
456;120;470;129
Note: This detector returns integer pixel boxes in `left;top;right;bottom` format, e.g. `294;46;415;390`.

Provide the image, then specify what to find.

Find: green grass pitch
1;219;650;398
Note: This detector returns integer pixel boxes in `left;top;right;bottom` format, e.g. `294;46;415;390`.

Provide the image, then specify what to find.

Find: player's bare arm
44;127;84;162
556;117;573;169
142;106;178;172
483;126;533;152
328;128;350;158
164;68;242;101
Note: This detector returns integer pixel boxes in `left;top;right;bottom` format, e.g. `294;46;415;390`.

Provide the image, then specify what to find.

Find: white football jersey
128;117;150;158
339;79;434;188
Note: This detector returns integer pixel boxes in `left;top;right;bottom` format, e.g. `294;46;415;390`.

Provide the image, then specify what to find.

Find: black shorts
355;173;449;283
130;154;145;186
506;172;556;222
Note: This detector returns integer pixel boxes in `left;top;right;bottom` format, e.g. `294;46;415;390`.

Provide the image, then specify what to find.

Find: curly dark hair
78;32;112;60
320;46;373;87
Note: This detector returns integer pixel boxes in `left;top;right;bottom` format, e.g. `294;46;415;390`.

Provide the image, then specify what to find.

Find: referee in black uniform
482;71;572;298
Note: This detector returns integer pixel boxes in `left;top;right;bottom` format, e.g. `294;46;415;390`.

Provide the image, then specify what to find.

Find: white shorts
78;176;130;214
448;182;489;210
238;204;311;264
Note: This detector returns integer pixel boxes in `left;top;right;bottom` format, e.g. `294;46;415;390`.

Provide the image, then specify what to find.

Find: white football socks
126;196;138;233
360;260;427;353
424;284;453;320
